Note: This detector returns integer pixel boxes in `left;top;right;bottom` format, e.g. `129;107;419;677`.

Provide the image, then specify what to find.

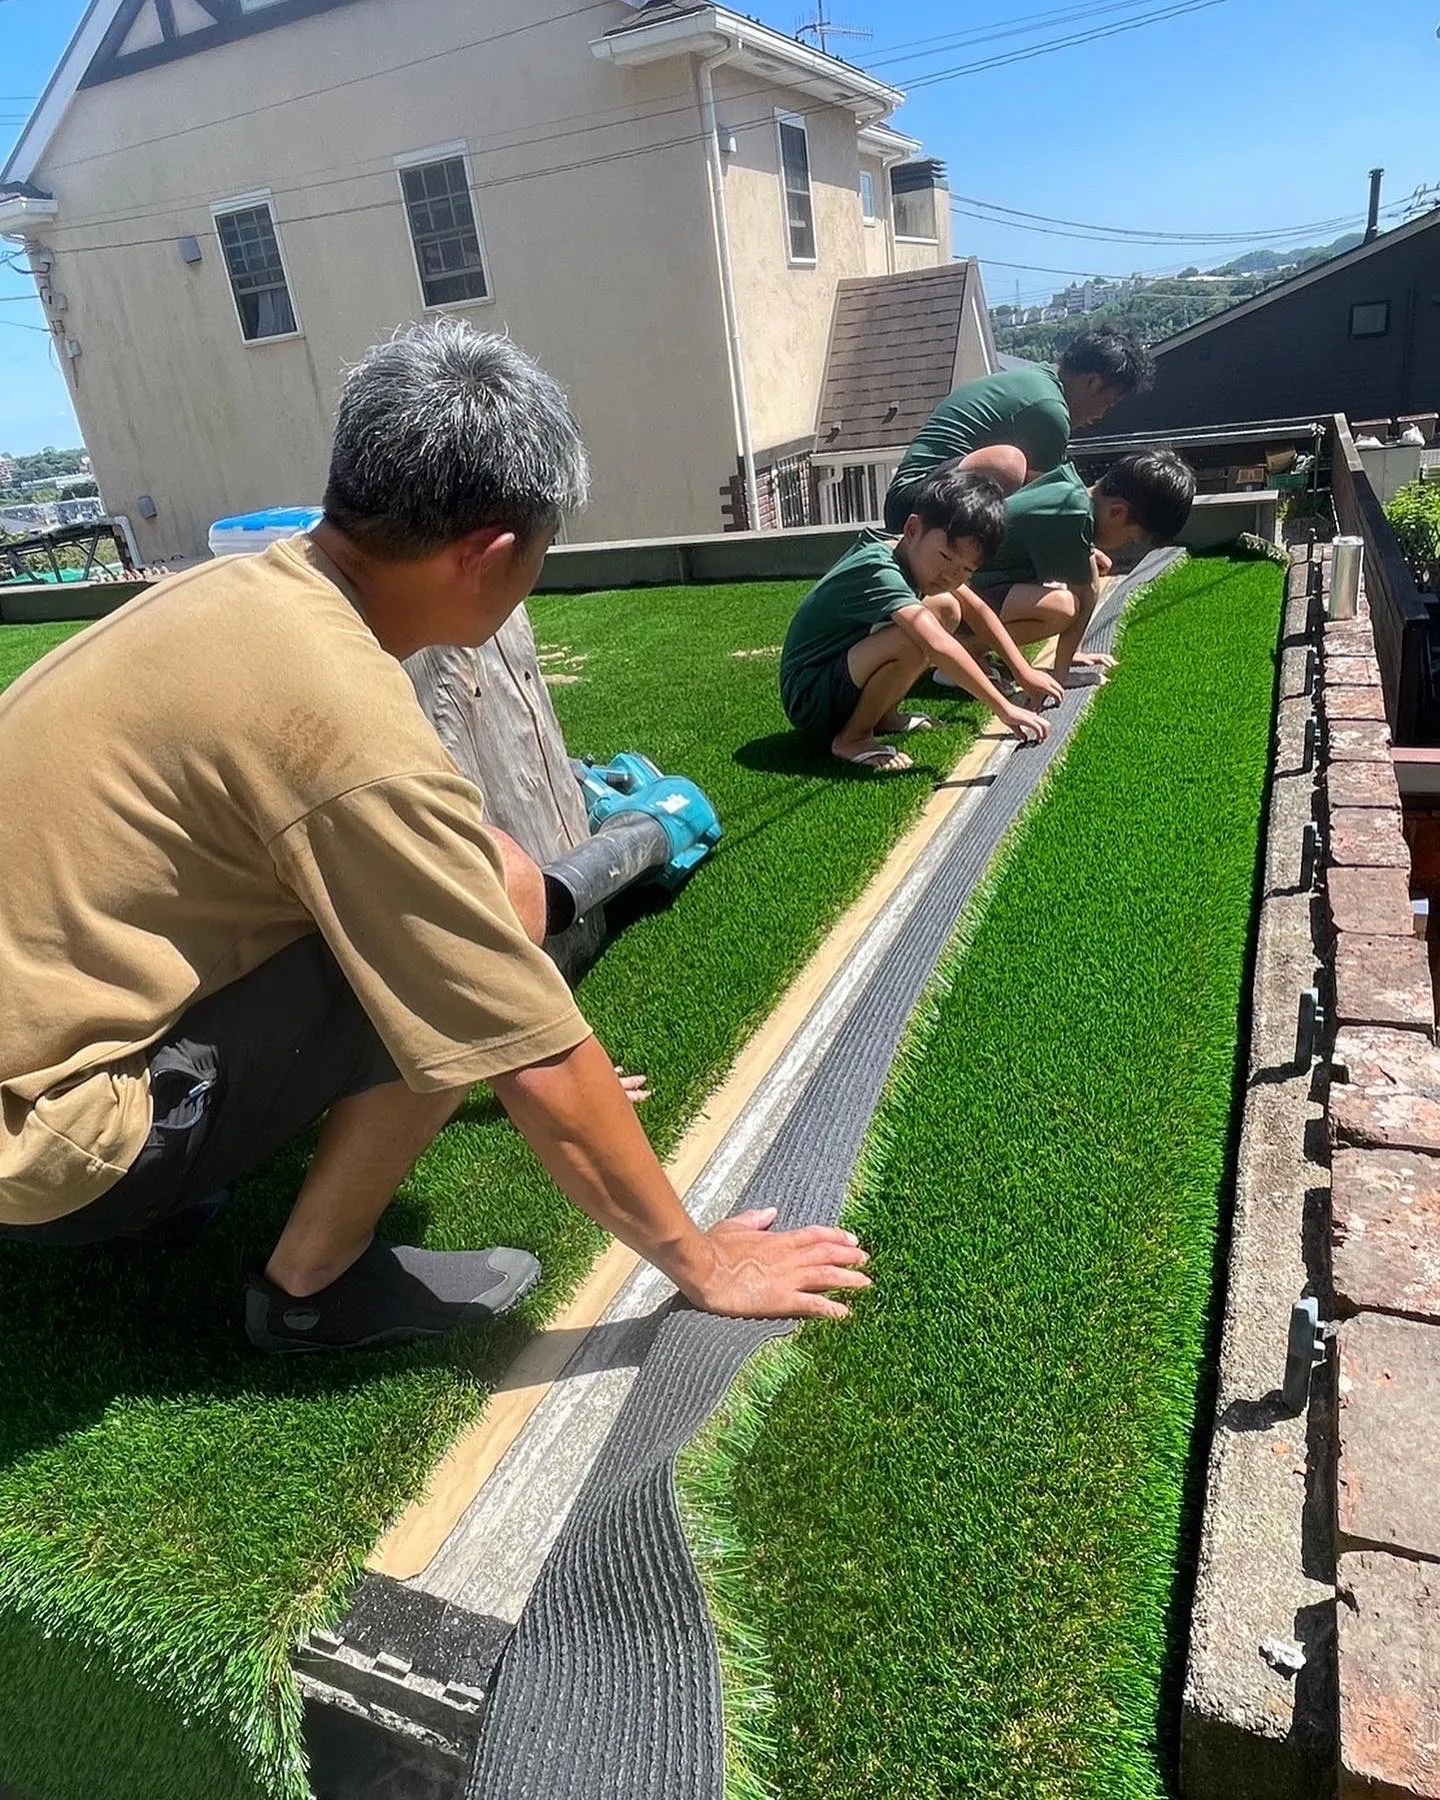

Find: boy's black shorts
1;935;400;1247
782;652;864;740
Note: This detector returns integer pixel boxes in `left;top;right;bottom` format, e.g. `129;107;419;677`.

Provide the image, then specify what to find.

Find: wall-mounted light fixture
178;236;203;265
136;495;159;520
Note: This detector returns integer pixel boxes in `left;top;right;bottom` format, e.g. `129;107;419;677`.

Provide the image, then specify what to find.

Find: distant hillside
995;231;1368;363
1212;232;1363;276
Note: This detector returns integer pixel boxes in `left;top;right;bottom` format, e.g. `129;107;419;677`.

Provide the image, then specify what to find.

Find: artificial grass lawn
683;556;1284;1800
0;588;990;1800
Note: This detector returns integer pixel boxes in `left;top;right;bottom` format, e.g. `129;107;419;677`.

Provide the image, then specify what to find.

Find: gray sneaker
244;1238;541;1354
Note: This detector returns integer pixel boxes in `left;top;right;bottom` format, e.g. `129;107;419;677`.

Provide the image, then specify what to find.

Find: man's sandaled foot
833;742;913;773
244;1238;541;1354
879;710;935;735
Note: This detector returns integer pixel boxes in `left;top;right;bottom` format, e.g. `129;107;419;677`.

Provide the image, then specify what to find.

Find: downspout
695;44;762;533
877;146;907;276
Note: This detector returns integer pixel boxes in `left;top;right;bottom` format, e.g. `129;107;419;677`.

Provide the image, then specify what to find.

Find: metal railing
1330;413;1439;745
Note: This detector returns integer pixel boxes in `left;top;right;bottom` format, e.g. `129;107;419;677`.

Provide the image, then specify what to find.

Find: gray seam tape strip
466;553;1185;1800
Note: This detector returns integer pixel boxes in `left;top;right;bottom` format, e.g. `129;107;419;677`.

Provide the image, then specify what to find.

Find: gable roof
1152;206;1440;356
814;261;991;458
2;0;358;190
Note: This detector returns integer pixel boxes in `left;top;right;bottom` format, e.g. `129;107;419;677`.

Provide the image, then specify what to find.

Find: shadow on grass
734;729;942;783
0;1165;536;1478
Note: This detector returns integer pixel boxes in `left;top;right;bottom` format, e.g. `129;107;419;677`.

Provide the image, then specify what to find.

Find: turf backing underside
0;591;988;1800
684;557;1284;1800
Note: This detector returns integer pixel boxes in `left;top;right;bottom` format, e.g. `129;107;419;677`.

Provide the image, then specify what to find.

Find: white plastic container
207;506;323;559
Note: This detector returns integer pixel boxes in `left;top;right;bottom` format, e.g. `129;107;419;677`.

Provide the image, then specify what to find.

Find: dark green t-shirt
969;464;1096;600
780;531;921;719
890;363;1070;505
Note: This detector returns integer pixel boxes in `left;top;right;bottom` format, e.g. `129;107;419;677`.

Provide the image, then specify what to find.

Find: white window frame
210;188;303;345
859;168;878;226
892;184;940;245
775;110;817;267
394;140;495;315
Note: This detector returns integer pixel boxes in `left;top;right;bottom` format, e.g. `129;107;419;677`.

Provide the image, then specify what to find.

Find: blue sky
2;0;1438;453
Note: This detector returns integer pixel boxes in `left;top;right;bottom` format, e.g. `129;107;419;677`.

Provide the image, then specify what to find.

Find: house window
859;169;878;224
398;152;490;309
1350;300;1391;339
214;199;298;342
777;114;817;264
893;185;937;242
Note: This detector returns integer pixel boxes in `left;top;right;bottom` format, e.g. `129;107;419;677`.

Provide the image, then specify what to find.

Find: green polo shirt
969;464;1096;601
890;363;1071;509
780;531;921;729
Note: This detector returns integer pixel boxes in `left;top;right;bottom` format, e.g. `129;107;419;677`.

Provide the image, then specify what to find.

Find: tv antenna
796;3;872;57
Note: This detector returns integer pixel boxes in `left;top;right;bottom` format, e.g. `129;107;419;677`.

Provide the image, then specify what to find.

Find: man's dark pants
0;936;399;1247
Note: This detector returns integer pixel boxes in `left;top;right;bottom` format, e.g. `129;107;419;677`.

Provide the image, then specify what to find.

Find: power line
38;0;664;177
905;0;1233;87
27;7;1281;261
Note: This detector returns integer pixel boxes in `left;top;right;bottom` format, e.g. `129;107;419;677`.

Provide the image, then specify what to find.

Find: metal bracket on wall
1281;1297;1328;1415
1299;820;1321;892
1296;985;1324;1069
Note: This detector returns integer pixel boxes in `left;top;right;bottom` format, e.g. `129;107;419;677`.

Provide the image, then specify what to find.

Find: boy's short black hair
909;462;1007;561
1095;449;1196;542
1059;328;1155;398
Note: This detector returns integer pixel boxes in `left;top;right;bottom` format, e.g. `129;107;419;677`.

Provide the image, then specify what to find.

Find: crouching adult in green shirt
967;449;1196;684
884;329;1155;533
780;465;1060;774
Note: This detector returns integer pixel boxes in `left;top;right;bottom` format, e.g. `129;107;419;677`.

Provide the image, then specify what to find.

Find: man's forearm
1053;582;1100;676
490;1034;715;1297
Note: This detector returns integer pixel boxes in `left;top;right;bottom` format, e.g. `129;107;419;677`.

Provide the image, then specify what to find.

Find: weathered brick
1333;1149;1440;1323
1330;721;1394;763
1329;868;1417;937
1335;1028;1440;1099
1334;935;1435;1032
1329;808;1411;871
1329;760;1403;810
1327;654;1384;687
1339;1550;1440;1800
1326;619;1379;657
1328;686;1392;724
1280;642;1316;701
1332;1088;1440;1154
1337;1313;1440;1560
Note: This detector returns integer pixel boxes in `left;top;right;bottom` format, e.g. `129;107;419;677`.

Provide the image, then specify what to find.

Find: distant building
1087;210;1440;437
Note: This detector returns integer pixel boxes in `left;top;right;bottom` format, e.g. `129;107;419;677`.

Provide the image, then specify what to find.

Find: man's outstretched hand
679;1207;872;1320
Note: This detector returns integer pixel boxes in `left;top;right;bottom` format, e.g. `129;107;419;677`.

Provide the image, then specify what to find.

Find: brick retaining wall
1316;545;1440;1800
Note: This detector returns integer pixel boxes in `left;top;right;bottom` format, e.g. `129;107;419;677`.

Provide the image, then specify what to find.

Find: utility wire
21;2;1303;262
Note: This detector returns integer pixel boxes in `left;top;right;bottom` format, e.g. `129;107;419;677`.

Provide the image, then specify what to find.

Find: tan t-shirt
0;535;590;1226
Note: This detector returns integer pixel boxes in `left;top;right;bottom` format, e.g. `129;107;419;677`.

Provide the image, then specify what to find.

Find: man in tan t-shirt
0;322;869;1353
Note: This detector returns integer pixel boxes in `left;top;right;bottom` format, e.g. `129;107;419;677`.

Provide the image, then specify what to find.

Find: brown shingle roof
815;263;973;456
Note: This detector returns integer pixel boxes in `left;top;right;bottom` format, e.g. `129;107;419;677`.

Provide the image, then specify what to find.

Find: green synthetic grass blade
0;585;989;1800
683;556;1284;1800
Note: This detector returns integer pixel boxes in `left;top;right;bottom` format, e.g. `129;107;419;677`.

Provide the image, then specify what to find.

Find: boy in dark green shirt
967;450;1195;683
884;329;1155;533
781;465;1062;773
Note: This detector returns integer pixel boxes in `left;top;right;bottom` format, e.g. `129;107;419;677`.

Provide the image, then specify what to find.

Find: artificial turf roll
0;584;989;1800
684;555;1285;1800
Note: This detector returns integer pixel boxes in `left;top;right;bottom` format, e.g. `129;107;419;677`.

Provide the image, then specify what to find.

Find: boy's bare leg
990;582;1085;672
834;626;929;767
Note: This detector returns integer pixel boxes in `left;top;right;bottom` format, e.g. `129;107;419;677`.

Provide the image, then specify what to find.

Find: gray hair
323;320;590;559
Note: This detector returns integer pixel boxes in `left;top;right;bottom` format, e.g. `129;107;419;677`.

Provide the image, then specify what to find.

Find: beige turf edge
368;673;1053;1580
